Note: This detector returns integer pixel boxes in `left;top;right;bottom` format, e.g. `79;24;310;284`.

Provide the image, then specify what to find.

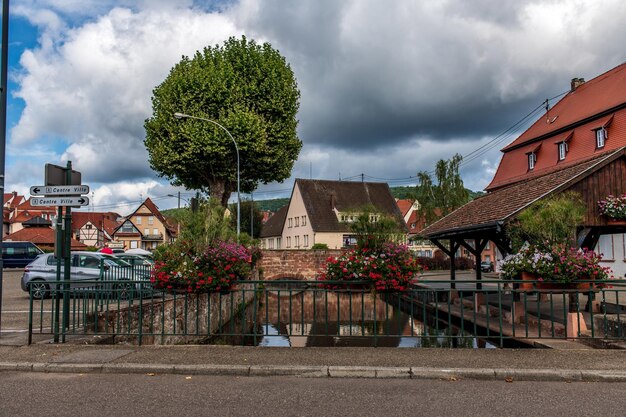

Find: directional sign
45;163;81;186
30;196;90;207
30;185;89;196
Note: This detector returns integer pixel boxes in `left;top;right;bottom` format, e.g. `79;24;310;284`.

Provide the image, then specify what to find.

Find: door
72;254;103;289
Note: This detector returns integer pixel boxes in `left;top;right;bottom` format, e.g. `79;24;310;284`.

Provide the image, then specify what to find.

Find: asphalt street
1;372;625;417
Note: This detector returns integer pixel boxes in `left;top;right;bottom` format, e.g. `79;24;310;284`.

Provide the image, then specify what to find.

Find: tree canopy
145;36;302;206
414;154;469;225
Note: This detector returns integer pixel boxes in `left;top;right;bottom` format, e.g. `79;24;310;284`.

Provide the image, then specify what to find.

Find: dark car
480;261;494;272
2;241;44;268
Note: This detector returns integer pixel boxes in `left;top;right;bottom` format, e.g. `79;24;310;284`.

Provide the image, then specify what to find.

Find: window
144;229;149;235
528;152;536;170
120;221;138;233
148;216;154;225
153;228;159;235
410;223;416;229
136;216;142;225
288;218;293;228
558;142;567;161
268;239;274;249
295;217;300;227
295;236;300;248
86;224;92;229
302;216;307;226
276;238;281;249
130;241;138;249
304;235;309;247
595;128;606;149
596;235;614;260
286;237;291;248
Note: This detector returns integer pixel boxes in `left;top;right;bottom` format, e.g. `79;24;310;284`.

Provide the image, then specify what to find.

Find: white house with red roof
112;198;177;251
71;211;121;248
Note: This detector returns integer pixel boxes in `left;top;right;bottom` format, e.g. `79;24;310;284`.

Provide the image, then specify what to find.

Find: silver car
21;251;147;299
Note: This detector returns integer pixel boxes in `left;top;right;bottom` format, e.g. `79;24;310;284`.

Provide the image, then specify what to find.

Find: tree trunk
208;179;232;208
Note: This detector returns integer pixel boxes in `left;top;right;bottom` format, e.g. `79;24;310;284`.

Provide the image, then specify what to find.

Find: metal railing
27;278;626;347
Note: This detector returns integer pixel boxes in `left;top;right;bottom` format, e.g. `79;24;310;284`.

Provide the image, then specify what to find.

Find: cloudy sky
4;0;626;215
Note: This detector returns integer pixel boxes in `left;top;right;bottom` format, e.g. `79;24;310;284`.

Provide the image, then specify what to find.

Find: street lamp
167;193;190;209
173;112;240;242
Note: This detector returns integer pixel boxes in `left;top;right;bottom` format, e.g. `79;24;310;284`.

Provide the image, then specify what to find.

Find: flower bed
318;243;424;292
151;240;253;293
499;244;611;284
598;194;626;219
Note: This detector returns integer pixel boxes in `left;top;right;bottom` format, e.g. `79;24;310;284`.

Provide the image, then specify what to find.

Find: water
210;288;501;348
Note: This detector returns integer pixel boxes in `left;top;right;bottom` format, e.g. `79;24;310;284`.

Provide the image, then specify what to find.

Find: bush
311;243;328;250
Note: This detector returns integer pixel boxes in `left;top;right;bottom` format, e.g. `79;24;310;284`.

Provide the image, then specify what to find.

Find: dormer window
595;128;607;149
527;152;536;170
557;142;568;161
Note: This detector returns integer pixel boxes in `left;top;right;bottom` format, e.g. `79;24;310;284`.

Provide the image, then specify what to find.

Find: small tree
507;191;585;251
229;199;263;239
414;154;469;224
175;197;235;251
346;206;404;252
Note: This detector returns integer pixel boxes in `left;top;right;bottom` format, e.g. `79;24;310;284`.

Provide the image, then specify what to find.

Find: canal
208;284;514;348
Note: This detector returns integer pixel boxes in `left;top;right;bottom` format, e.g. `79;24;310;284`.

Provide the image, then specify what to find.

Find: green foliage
228;199;264;239
414;154;470;224
175;197;235;252
346;206;404;252
144;36;302;206
507;191;585;251
254;198;289;212
311;243;329;250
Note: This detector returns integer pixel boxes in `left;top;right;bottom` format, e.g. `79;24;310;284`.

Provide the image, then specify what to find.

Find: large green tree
145;36;302;206
414;154;469;224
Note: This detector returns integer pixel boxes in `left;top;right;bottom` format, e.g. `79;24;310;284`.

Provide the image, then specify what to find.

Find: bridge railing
27;279;626;347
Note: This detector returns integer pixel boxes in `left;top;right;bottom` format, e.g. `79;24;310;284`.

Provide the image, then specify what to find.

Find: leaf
505;377;514;383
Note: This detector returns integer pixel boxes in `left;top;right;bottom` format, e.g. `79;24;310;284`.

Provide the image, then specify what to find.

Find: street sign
45;163;81;186
30;185;89;196
30;196;89;207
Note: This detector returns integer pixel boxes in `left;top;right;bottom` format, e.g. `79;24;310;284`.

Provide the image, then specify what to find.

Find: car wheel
29;280;49;299
115;281;135;300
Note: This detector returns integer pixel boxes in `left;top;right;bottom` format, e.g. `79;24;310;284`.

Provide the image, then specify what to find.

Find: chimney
570;77;585;91
330;192;336;210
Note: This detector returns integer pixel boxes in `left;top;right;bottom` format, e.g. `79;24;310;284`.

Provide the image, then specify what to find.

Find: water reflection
221;290;496;348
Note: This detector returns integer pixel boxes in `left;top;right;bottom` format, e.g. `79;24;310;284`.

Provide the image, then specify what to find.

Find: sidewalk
1;342;626;382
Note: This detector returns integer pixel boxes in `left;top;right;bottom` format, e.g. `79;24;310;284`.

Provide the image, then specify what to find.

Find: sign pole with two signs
30;162;89;343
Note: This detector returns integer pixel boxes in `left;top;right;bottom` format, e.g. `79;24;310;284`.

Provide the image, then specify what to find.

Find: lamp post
167;193;191;209
173;112;240;242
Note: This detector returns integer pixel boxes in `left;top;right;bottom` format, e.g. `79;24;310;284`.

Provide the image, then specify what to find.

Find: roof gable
295;179;406;233
259;205;288;238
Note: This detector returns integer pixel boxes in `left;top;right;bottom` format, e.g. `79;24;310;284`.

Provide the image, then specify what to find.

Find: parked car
113;253;154;267
480;261;494;272
2;241;44;268
20;251;148;299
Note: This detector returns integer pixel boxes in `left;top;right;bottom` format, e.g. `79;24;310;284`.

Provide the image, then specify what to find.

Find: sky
3;0;626;215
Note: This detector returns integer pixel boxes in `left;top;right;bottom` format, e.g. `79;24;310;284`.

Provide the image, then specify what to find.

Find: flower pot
517;272;594;291
606;218;626;226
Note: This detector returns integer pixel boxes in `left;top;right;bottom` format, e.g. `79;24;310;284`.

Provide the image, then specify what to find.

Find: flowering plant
151;240;253;293
598;194;626;219
499;244;611;283
318;243;424;292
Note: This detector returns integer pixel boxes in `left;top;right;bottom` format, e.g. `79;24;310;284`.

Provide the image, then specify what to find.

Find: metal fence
27;278;626;347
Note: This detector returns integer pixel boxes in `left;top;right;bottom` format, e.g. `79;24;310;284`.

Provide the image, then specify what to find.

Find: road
0;269;29;334
0;372;625;417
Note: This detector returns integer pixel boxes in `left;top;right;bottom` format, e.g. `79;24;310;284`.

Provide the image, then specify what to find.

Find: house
260;179;406;250
395;199;438;257
71;211;121;248
112;198;177;251
4;216;87;251
6;197;57;236
422;63;626;277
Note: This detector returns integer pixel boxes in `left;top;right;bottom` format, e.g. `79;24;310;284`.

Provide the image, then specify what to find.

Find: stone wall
259;249;343;280
90;285;255;345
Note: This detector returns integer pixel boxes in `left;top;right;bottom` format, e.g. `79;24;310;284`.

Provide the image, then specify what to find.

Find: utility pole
177;191;180;209
250;192;254;238
0;0;11;337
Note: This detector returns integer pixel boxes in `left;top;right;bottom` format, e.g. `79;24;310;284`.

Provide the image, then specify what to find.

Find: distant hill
255;198;290;212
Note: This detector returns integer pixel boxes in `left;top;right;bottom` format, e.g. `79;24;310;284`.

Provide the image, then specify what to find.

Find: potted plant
598;194;626;223
318;242;424;292
498;244;611;290
151;239;253;294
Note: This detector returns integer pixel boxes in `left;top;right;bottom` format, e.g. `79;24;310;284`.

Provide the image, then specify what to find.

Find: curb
2;362;626;382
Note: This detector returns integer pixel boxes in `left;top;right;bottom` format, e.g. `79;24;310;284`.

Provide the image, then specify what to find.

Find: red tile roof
396;199;414;217
422;149;623;238
118;198;177;236
488;63;626;190
259;205;288;238
5;227;87;249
